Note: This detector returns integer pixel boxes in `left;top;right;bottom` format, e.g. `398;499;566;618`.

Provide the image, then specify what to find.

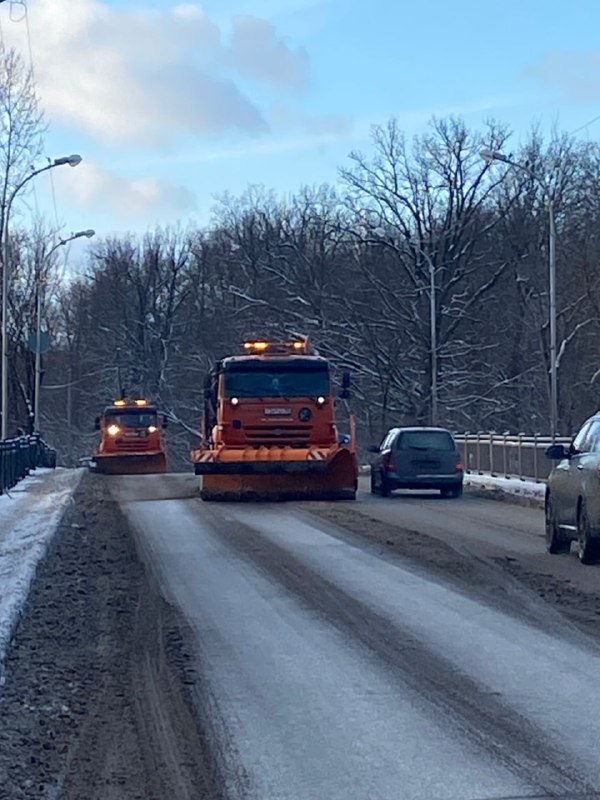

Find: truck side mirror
94;416;101;431
162;415;169;429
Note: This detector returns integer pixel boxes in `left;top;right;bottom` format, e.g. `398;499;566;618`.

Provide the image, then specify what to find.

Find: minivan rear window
397;431;455;451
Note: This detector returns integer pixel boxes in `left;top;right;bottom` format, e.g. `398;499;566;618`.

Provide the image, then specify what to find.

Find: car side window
380;432;394;450
573;421;593;453
586;420;600;453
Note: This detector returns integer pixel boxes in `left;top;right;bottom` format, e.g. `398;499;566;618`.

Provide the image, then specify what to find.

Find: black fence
0;435;57;496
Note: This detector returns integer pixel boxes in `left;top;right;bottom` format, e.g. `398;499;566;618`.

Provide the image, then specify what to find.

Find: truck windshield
105;412;158;428
224;366;330;398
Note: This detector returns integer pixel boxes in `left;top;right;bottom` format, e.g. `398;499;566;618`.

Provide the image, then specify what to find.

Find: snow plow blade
92;452;167;475
195;447;357;501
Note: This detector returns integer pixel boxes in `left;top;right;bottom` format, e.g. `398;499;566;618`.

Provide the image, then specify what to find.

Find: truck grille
115;438;152;452
244;425;311;446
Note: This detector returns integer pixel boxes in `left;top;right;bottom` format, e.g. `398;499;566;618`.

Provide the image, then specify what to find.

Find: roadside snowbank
464;472;545;508
0;468;83;683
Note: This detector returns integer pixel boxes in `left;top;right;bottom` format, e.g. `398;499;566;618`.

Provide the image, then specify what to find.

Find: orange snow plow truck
191;338;358;501
92;397;168;475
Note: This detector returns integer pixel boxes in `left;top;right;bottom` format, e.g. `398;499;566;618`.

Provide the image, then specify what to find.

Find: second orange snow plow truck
92;397;168;474
191;338;358;501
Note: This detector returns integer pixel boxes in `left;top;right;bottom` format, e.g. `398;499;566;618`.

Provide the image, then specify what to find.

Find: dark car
545;412;600;564
369;426;464;497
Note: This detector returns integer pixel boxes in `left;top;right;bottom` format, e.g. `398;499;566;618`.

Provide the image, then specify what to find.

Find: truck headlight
148;425;158;433
107;424;120;436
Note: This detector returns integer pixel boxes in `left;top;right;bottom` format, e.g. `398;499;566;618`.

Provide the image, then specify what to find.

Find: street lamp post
417;248;438;426
366;228;440;425
1;154;82;440
33;228;95;434
429;257;437;426
480;149;558;439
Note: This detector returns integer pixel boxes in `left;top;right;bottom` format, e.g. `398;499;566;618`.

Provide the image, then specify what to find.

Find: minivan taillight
384;451;395;471
455;458;464;471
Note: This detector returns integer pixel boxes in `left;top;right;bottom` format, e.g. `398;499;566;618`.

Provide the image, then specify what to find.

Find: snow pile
465;472;545;506
0;468;83;683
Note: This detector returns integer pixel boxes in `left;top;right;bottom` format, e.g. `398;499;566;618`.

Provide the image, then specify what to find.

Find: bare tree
0;46;46;434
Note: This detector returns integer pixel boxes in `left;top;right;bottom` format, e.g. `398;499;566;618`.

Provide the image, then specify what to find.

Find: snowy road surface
356;475;544;556
0;468;82;678
113;474;600;800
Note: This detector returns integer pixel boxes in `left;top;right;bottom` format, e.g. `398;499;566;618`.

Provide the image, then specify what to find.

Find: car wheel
370;470;379;495
545;495;570;555
380;473;391;498
577;500;599;564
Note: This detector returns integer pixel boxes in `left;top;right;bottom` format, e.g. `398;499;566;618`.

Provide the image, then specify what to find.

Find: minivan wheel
577;501;599;564
545;496;570;555
441;484;463;498
370;471;379;495
380;474;391;498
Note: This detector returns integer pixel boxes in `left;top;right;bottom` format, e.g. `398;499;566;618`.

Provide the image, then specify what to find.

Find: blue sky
2;0;600;240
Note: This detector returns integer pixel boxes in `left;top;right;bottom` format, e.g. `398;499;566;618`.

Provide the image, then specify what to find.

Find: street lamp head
73;229;95;239
53;154;82;167
480;149;508;164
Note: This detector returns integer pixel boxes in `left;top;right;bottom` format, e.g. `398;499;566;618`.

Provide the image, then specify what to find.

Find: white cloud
53;162;197;220
230;15;309;89
3;0;317;146
0;0;329;221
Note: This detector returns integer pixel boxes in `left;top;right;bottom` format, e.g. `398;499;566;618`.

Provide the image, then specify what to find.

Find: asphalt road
111;474;600;800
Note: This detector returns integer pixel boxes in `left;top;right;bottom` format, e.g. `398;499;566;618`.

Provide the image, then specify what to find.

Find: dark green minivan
369;427;464;498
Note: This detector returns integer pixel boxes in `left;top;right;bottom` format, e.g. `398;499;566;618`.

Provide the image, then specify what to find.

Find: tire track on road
200;504;597;798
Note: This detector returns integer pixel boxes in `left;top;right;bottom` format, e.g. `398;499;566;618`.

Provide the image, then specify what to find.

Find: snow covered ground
464;472;545;506
0;466;543;689
0;468;83;683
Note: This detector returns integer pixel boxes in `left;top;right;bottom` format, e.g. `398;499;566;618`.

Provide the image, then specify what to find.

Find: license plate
264;407;292;416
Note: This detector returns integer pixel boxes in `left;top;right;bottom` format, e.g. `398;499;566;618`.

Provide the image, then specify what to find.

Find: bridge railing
0;435;57;496
454;432;572;483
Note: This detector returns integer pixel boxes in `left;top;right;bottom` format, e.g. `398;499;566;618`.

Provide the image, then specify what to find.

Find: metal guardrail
0;434;57;496
454;433;572;483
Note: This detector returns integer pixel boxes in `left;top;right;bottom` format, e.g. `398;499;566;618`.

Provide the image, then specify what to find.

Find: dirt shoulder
0;472;219;800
